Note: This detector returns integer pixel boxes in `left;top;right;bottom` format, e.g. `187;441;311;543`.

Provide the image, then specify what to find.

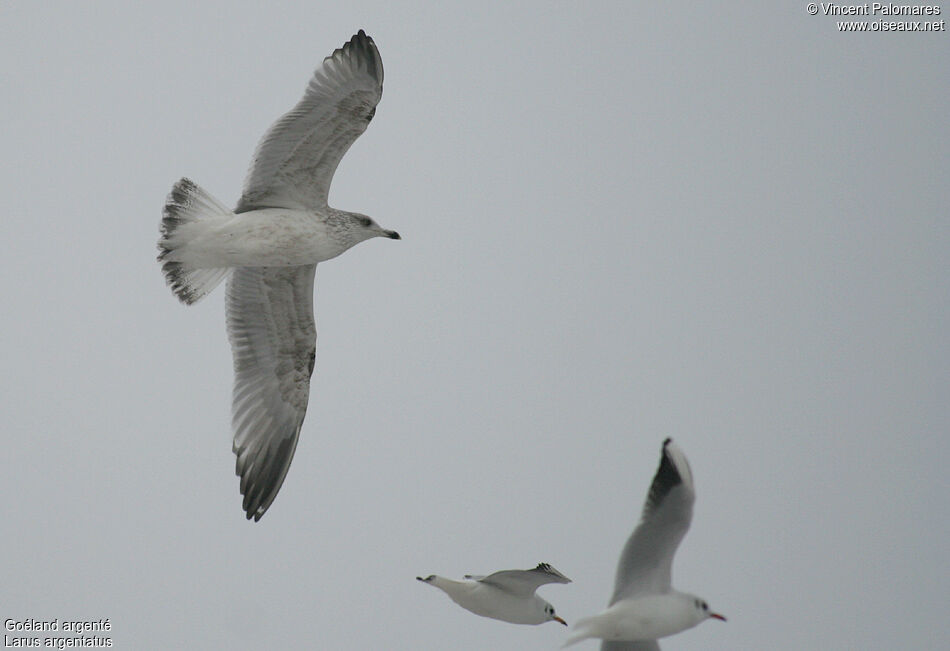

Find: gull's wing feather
478;563;572;596
608;439;695;604
601;641;661;651
236;30;383;212
226;264;318;521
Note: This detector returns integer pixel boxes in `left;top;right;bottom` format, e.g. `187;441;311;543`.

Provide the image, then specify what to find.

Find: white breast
602;593;702;641
186;208;350;267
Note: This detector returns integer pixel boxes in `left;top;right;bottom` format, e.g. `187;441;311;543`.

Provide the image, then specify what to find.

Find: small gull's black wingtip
646;438;684;511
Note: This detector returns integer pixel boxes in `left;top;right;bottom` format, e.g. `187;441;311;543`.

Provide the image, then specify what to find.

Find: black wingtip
330;29;381;83
646;439;684;511
535;562;571;583
351;29;372;45
243;503;263;522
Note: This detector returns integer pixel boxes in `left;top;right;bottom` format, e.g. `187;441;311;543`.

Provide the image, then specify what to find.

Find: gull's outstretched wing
477;563;572;597
226;264;318;521
236;30;383;212
608;439;695;604
601;641;661;651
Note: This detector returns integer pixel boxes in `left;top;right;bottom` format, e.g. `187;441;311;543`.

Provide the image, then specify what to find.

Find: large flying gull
157;30;399;521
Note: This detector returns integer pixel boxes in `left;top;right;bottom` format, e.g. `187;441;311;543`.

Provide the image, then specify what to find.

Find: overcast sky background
1;2;947;649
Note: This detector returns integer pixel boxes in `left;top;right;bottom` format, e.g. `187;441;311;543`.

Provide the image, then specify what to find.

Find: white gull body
157;30;399;521
565;439;725;649
417;563;571;626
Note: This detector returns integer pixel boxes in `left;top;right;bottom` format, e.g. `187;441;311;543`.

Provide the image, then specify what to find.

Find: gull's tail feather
561;616;597;648
158;178;232;304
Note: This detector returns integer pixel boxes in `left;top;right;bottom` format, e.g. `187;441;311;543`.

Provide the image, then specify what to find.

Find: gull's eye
359;217;372;227
702;601;708;611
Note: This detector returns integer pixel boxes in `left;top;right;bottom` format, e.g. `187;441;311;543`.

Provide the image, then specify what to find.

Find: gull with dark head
417;563;571;627
564;439;725;649
157;30;399;520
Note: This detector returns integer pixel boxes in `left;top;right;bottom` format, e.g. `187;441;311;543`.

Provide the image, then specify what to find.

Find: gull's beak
553;616;567;626
385;230;401;240
710;612;727;622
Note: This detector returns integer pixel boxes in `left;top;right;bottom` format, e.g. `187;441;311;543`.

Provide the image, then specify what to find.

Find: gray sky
2;1;947;649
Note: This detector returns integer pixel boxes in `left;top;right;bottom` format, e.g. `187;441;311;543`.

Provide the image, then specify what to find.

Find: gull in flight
417;563;571;626
564;439;725;649
157;30;399;521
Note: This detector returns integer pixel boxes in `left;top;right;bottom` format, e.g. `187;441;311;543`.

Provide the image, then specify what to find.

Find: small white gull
157;30;399;521
564;439;725;649
417;563;571;626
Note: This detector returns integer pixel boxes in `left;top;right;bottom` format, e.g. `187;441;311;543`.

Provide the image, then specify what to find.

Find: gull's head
691;596;727;624
541;601;567;626
348;212;400;243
